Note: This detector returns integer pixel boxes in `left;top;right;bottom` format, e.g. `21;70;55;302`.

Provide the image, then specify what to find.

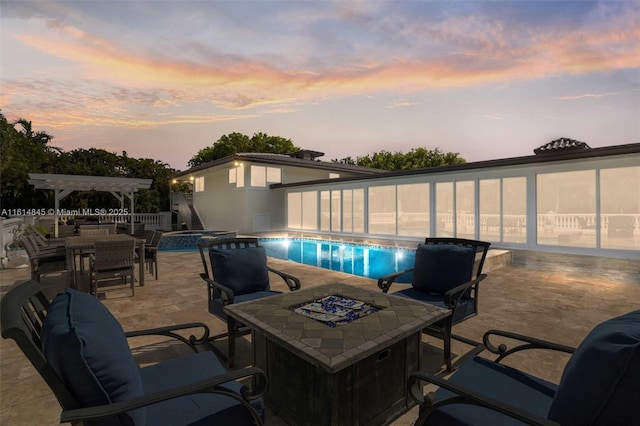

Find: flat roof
172;152;386;179
271;143;640;189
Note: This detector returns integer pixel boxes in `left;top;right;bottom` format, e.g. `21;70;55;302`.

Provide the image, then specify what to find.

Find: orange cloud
4;6;639;132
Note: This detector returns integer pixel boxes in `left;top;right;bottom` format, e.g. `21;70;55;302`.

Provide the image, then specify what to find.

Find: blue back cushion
411;244;475;295
41;289;145;425
548;310;640;425
209;246;270;296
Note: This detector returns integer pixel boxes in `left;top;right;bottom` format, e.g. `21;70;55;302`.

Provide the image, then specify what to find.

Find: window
353;189;365;233
479;179;500;241
479;177;527;243
251;166;266;187
228;166;244;187
320;191;330;231
331;190;341;232
287;193;302;229
194;177;204;192
342;190;353;233
369;185;396;235
398;183;429;237
267;167;282;183
237;167;244;187
436;182;453;237
537;170;595;247
502;177;526;243
601;166;640;250
302;191;318;230
251;166;281;187
456;181;475;239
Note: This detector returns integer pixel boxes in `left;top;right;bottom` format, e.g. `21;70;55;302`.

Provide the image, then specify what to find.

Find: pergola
28;173;152;237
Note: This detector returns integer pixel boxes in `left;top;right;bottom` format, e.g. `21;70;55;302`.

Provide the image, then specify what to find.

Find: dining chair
90;238;136;297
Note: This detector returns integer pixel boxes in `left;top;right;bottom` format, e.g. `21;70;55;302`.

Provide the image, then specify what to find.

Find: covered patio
1;249;638;425
28;173;153;237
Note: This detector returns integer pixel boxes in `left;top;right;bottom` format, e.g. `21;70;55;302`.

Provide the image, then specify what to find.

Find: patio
1;249;638;425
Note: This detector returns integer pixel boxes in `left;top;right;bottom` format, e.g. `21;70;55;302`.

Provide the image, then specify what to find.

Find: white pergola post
54;188;73;238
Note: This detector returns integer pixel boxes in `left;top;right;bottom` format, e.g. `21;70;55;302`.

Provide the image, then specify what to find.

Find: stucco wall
191;160;361;233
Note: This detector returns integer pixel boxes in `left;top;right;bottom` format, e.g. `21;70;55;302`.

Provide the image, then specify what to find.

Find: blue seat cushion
209;246;270;296
548;310;640;425
209;290;281;320
411;244;475;296
424;356;557;425
392;287;475;324
41;289;145;425
140;352;264;425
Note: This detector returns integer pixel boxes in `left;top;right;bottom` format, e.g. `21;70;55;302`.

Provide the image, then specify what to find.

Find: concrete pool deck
1;249;638;425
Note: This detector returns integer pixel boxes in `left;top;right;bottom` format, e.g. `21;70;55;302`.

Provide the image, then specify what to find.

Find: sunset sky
1;0;639;171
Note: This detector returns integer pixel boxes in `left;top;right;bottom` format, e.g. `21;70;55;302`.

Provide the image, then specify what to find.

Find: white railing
95;213;172;230
15;213;173;231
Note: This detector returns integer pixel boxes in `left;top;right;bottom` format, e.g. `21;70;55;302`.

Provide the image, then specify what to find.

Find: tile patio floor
1;250;638;425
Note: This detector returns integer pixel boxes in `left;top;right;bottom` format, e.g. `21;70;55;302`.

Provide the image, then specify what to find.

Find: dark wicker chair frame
143;230;162;279
378;237;491;371
20;236;67;282
90;238;136;297
1;279;267;426
409;330;576;425
198;237;301;366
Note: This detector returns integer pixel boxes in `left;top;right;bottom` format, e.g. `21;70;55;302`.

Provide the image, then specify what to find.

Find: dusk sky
1;1;639;171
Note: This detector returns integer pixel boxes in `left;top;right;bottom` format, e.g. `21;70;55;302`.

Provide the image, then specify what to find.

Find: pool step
482;249;512;273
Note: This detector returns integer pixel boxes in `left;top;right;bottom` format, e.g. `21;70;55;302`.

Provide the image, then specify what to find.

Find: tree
188;132;299;167
0;112;59;210
0;111;178;213
332;147;465;171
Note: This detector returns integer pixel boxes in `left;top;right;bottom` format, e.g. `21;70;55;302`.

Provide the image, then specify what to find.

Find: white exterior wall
283;152;640;259
190;160;364;233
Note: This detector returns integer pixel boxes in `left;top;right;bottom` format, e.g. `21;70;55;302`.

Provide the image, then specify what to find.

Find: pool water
260;238;416;282
158;230;237;251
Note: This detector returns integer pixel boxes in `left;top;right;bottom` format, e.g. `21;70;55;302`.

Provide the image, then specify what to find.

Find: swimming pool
260;238;416;282
158;230;237;251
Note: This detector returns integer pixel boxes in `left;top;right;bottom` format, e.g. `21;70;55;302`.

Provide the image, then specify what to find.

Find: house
172;141;640;260
171;150;384;233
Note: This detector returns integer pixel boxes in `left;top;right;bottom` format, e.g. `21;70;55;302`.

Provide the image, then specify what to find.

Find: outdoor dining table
65;234;145;290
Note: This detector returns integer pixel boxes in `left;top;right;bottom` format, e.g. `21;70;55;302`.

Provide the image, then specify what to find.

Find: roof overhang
28;173;152;193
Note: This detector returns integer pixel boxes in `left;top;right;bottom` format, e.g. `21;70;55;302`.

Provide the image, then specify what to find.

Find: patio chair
136;230;162;279
1;279;267;426
378;237;491;371
24;226;66;248
80;227;110;237
409;310;640;425
20;236;67;282
90;238;136;297
198;237;301;366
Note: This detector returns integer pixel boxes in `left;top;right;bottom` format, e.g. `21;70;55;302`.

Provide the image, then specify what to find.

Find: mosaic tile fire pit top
224;282;451;373
290;295;384;327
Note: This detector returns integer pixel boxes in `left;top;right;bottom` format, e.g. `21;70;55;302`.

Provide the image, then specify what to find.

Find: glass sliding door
397;183;429;237
368;185;396;235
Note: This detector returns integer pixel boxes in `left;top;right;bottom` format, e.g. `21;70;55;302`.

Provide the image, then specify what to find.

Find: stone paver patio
1;249;638;425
